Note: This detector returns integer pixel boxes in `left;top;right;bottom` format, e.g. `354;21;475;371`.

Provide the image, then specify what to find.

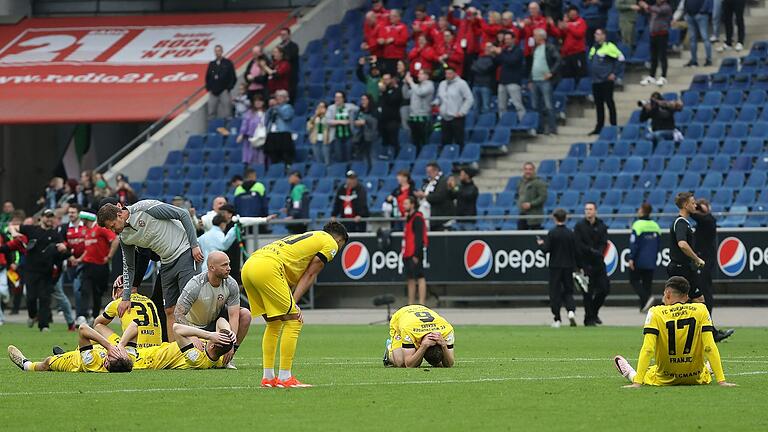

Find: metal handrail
94;3;317;174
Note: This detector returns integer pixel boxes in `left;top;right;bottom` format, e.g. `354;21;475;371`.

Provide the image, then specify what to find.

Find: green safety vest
631;218;661;235
234;181;265;197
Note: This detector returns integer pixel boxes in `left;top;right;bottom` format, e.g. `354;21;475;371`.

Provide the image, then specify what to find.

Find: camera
636;99;650;107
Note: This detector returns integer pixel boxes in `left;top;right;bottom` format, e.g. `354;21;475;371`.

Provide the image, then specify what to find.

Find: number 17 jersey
643;302;714;385
390;305;454;349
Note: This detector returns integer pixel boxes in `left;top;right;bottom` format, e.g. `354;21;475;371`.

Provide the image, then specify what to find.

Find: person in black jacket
205;45;237;120
415;162;455;231
378;73;403;160
574;202;610;326
537;208;577;327
639;92;683;144
448;169;479;218
471;43;496;114
278;28;300;102
331;170;370;233
691;198;734;342
9;210;71;331
494;31;526;119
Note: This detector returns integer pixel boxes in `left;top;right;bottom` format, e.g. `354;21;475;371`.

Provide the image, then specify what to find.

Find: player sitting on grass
384;305;454;368
93;276;163;348
113;319;234;370
8;323;134;373
614;276;736;387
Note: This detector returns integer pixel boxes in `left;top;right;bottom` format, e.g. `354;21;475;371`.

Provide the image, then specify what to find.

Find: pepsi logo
718;237;746;277
603;240;619;276
341;241;370;280
464;240;493;279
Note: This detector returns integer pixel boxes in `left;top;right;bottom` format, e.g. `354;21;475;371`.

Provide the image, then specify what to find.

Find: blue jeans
531;80;557;134
473;86;492;114
686;14;712;64
646;129;678;145
332;137;351;162
53;276;75;325
712;0;722;39
313;141;330;165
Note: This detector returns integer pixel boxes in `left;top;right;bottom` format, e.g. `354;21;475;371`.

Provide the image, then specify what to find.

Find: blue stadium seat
705;124;725;140
675;109;693;125
186;135;204;151
613;140;631;157
593;174;613;190
627;110;642;124
658;172;679;189
418;144;439;161
468;129;489;146
145;180;163;196
205;134;224;149
714;106;736;123
633;141;652;157
745;89;767;106
514;112;539;133
583;190;601;204
487;128;511;148
549;174;568;191
314;178;335;194
693;108;714;124
712;155;731;171
568;143;587;158
619;125;640;141
690;75;709;92
737;105;759;123
752;122;768;138
681;91;700;106
710;74;728;91
646;156;665;173
734;188;757;206
724;172;745;189
741;57;760;74
475;113;496;129
505;177;521;192
165;150;183;165
559;158;578;175
459;144;481;164
539;159;557;176
724;89;743;105
146;167;164;181
700;139;719;155
574;78;592;97
637;172;656;189
731;73;752;90
746;171;766;188
559;191;580;208
700;91;723;107
603;190;622;207
598;126;618;142
571;176;590;191
494;192;515;210
727;123;750;140
591;141;609;157
689;155;709;172
327;163;348;178
678;139;698;156
622;157;643;174
554;78;575;96
477;193;494;210
369;161;388;177
647;190;667;207
685;124;704;139
439;144;460;161
581;157;600;174
498;112;519;128
614;173;633;190
602;157;621;173
743;138;765;155
701;172;723;188
265;163;286;179
390;161;412;176
679;172;700;189
397;144;417;161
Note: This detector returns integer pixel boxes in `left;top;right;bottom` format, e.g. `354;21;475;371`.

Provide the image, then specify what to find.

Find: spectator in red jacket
522;2;556;57
375;9;409;76
501;11;524;41
552;6;588;78
261;46;292;96
371;0;389;25
478;11;504;48
429;15;452;46
408;34;439;76
362;11;383;57
437;30;465;76
411;4;436;42
448;6;481;82
401;196;428;306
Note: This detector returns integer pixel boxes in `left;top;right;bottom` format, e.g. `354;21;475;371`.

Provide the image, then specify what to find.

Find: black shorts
666;262;703;299
201;306;230;332
403;256;425;279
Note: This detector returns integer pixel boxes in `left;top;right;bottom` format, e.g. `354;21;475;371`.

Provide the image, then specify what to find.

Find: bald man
174;251;251;368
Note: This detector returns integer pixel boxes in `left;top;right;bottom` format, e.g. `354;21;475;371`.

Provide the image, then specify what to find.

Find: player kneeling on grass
614;276;736;388
8;323;134;373
114;320;234;370
384;305;454;368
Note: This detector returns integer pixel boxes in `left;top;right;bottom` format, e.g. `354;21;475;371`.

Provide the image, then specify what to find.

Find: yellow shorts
242;255;298;318
48;350;82;372
643;365;713;386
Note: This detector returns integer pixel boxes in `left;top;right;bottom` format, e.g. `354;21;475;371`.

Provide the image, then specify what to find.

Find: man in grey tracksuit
403;69;435;152
436;67;474;149
97;199;203;341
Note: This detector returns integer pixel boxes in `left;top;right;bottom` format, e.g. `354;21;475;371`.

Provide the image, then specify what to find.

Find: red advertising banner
0;12;292;123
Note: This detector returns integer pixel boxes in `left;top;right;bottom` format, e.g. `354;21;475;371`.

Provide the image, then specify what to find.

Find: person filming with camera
639;91;683;145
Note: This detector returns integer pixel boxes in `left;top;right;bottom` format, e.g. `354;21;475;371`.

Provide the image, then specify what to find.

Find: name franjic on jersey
669;356;694;364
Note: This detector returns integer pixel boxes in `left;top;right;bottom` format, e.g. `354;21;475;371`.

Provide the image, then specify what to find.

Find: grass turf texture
0;323;766;431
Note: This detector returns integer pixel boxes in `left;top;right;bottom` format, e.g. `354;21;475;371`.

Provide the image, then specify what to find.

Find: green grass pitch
0;323;766;431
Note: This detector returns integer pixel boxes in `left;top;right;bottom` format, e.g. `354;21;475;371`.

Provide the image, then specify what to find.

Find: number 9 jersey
103;293;163;348
639;302;717;385
389;305;454;351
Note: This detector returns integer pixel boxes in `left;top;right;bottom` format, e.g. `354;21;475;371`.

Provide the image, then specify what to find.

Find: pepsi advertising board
316;229;768;285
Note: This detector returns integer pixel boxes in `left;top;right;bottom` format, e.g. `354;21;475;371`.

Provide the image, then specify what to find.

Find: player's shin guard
279;319;303;377
262;320;283;378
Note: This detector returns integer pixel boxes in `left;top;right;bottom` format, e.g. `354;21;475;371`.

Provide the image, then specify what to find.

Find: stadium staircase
475;0;768;194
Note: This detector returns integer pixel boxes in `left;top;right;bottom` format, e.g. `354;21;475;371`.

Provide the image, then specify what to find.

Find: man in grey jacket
97;199;203;341
403;69;435;152
436;67;474;150
529;28;561;135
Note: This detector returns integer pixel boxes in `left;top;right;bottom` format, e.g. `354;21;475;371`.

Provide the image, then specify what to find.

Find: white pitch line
0;371;765;398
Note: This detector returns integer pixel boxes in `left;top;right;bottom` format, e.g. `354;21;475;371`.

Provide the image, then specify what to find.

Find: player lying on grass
614;276;736;387
109;318;234;370
8;323;134;373
384;305;454;368
242;221;348;388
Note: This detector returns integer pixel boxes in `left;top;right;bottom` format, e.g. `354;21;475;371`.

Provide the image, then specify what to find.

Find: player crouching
8;323;133;373
384;305;454;368
614;276;736;387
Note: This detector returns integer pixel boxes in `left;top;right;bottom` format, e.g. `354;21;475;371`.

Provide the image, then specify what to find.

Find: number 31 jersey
390;305;454;349
103;293;163;348
643;302;714;383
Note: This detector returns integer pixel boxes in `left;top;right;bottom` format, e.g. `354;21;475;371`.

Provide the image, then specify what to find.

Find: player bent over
8;323;133;373
384;305;455;368
242;222;348;388
113;320;235;370
614;276;736;387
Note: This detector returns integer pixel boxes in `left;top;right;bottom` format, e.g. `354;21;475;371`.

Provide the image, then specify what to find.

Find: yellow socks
278;319;303;379
262;320;283;379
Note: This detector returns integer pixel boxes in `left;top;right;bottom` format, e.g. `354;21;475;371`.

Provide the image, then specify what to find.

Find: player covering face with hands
384;305;455;368
614;277;736;387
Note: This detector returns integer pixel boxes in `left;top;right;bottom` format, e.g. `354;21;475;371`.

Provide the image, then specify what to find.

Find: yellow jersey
103;293;163;348
389;305;454;350
251;231;339;287
134;342;224;370
640;302;715;385
48;346;134;373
